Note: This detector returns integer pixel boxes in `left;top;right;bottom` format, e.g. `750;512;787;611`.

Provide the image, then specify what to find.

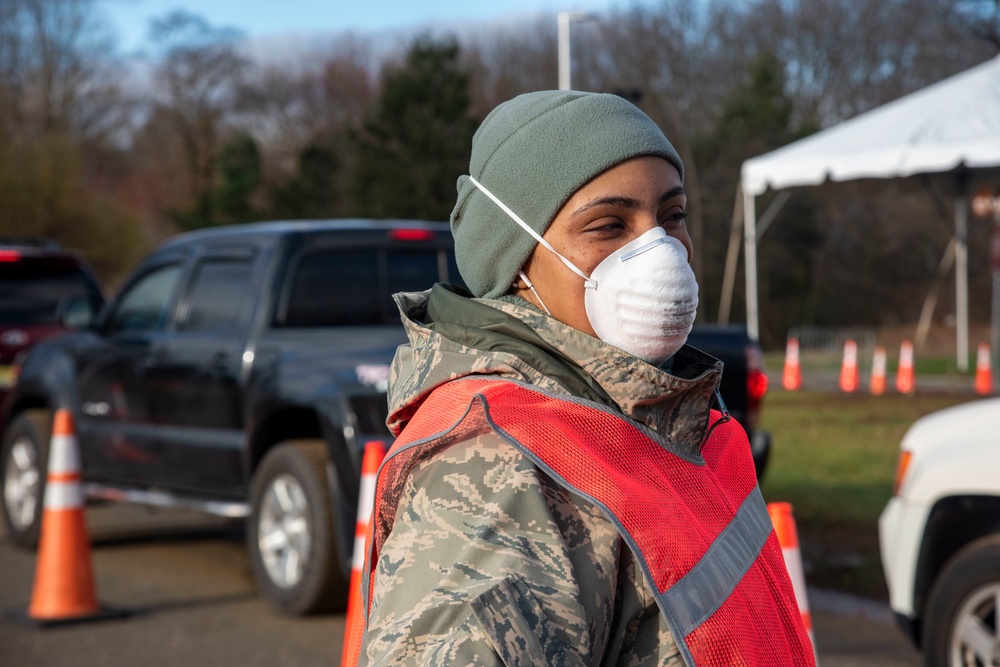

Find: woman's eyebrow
571;186;687;218
570;196;640;217
659;186;687;204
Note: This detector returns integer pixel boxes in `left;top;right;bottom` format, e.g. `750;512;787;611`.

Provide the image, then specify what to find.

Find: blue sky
98;0;622;53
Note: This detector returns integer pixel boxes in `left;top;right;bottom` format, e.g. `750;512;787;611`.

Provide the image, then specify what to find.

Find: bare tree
719;0;995;127
462;16;558;117
148;11;248;209
956;0;1000;52
0;0;129;145
237;36;377;171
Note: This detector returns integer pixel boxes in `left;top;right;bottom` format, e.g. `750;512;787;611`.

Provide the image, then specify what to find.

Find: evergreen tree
351;36;477;220
172;134;262;229
270;141;341;219
213;134;261;224
694;52;821;345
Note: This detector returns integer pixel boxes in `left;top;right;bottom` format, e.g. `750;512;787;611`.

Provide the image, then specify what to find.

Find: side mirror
58;295;100;330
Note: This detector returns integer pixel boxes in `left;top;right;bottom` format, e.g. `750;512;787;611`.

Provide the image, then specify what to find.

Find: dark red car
0;239;104;405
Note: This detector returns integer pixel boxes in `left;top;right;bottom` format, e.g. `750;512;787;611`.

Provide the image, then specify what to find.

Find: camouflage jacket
361;284;723;666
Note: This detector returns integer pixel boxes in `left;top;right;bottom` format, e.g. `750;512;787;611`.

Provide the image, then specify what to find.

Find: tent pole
915;239;957;349
718;184;744;325
755;191;791;241
743;188;759;341
956;194;970;372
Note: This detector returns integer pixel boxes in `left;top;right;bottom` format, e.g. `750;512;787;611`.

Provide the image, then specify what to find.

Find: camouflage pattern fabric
361;287;721;666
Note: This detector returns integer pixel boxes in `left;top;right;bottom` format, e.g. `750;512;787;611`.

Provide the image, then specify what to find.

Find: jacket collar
389;285;723;456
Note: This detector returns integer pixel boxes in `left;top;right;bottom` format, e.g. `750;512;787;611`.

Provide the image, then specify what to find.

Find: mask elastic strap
468;175;594;285
518;270;552;316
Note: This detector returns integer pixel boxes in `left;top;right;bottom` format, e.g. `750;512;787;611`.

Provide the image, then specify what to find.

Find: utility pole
557;12;593;91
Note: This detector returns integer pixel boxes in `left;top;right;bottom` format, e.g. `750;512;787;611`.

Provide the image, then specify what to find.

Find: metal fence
787;326;878;376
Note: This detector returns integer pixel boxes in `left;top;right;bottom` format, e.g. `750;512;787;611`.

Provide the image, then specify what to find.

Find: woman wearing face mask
348;91;814;667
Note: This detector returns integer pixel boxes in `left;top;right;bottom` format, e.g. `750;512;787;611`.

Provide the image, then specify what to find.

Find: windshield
0;264;101;326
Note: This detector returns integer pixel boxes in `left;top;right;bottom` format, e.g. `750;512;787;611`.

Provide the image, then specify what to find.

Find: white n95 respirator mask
469;176;698;366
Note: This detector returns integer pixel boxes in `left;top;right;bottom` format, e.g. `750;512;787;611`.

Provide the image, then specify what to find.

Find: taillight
745;343;768;428
747;369;769;401
0;250;22;262
745;343;769;401
893;450;913;495
389;229;435;242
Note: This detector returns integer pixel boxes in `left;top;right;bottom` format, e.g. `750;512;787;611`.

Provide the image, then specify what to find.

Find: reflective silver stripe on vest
660;486;772;638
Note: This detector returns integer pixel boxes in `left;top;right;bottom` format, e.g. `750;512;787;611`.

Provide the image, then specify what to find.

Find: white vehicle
879;397;1000;666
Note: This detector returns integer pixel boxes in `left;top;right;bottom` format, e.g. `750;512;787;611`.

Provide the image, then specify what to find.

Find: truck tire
247;439;348;615
1;409;52;549
923;534;1000;667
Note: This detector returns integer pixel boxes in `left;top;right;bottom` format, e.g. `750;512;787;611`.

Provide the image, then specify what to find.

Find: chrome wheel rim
257;473;311;589
950;582;1000;666
3;436;41;531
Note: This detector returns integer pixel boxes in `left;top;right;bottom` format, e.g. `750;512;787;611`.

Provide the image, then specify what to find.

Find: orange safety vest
347;377;814;667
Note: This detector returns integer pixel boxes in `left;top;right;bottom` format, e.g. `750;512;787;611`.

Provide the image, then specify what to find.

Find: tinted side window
181;259;254;332
107;264;183;333
385;250;443;299
286;250;380;326
282;248;448;327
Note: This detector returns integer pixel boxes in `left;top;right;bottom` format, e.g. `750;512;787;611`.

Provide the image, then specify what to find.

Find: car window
0;264;101;326
107;263;183;334
282;248;451;327
385;249;445;300
285;250;380;326
180;258;254;333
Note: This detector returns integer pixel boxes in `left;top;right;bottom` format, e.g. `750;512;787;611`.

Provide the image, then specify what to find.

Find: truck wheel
247;440;347;615
923;534;1000;667
1;409;52;549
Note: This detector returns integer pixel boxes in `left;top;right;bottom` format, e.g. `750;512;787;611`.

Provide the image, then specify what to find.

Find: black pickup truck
687;325;771;480
0;220;770;614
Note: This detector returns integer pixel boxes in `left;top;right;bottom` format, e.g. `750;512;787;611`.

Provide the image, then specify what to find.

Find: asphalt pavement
0;504;921;666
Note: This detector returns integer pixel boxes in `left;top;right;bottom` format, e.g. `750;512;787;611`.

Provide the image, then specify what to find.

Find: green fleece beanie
450;90;683;299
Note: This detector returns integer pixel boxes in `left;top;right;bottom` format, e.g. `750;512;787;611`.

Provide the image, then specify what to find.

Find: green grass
763;351;978;377
759;391;970;600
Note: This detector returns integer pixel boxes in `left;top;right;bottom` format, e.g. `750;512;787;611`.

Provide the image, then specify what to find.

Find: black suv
0;221;457;614
0;239;104;406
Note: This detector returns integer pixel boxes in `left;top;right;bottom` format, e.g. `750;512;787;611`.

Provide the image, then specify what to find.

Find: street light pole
557;12;592;91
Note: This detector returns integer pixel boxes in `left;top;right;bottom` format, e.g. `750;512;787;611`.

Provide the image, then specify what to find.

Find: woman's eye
591;219;626;232
661;211;688;227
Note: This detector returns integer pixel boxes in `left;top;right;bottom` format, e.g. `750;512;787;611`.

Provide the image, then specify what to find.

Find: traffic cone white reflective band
342;440;388;667
41;478;85;510
782;337;801;391
768;502;818;663
897;340;915;394
975;343;992;396
839;339;858;393
870;346;887;396
41;427;85;510
47;431;82;476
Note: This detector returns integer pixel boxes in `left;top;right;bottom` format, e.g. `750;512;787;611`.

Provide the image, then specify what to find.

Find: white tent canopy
737;55;1000;370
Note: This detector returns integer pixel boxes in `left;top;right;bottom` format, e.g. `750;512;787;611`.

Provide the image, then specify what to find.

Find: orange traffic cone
839;339;859;393
975;343;992;396
870;346;887;396
897;340;916;395
782;337;802;391
768;502;818;662
10;409;125;625
342;440;387;667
